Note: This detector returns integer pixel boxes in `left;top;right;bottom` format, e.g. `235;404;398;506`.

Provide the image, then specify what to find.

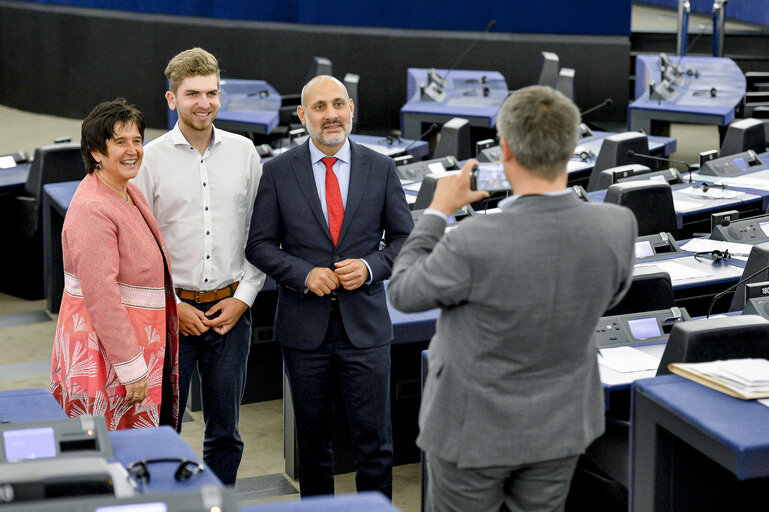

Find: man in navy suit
246;75;413;497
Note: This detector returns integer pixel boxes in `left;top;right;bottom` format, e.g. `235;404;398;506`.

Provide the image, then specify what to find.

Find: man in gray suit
388;85;637;512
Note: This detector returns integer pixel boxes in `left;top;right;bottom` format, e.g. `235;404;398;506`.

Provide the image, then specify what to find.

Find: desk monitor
656;315;769;375
396;156;459;182
659;52;684;86
719;118;766;158
595;307;689;348
728;241;769;312
0;415;112;462
634;232;682;261
742;281;769;319
710;213;769;243
0;485;237;512
699;149;764;177
595;163;651;190
587;131;650;191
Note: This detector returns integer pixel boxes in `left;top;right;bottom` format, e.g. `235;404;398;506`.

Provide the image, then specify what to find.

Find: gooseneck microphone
580;98;613;118
706;263;769;318
440;20;497;84
399;123;439;156
627;150;693;183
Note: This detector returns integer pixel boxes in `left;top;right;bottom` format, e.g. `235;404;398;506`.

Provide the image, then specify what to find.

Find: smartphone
470;163;511;192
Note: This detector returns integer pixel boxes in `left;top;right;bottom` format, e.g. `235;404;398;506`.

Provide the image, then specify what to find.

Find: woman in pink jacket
51;99;179;430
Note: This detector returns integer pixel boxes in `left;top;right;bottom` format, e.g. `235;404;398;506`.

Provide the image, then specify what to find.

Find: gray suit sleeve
605;208;638;310
388;214;473;313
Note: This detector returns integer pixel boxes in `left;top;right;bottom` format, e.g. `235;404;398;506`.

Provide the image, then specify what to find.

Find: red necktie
322;157;343;245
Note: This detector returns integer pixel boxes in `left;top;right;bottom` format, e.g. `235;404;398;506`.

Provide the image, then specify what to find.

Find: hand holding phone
470;163;512;192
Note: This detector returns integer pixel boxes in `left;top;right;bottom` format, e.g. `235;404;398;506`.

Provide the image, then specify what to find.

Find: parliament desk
348;134;429;161
400;68;508;140
631;375;769;512
629;55;746;135
0;387;67;422
0;162;29;194
42;180;79;314
0;389;222;492
241;492;400;512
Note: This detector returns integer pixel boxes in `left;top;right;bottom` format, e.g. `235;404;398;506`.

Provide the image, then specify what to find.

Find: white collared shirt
133;123;266;306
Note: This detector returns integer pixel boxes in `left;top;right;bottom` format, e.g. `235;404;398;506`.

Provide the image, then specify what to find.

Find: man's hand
178;301;210;336
124;376;148;405
334;259;369;291
429;159;490;216
203;298;249;335
307;267;340;296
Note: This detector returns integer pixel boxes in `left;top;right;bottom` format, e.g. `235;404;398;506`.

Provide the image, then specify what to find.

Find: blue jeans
177;298;251;485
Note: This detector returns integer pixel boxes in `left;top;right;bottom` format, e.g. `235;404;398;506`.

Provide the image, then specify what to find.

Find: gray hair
300;75;350;107
496;85;580;181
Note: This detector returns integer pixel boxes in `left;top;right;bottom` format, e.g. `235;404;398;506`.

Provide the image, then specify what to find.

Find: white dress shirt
133;123;266;306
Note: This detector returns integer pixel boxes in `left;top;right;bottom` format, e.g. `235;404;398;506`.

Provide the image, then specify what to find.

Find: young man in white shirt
134;47;265;485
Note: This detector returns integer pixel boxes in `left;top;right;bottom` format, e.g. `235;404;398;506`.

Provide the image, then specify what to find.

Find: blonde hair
164;47;220;94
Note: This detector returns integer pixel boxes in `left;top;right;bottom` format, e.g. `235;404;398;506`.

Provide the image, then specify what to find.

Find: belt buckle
194;290;202;303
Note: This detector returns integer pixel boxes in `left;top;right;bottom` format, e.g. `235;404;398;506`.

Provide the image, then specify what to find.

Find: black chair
555;67;575;101
719;118;766;157
604;271;674;317
604;181;678;238
657;315;769;375
433;117;471;161
0;142;85;299
586;132;650;192
343;73;360;133
537;51;559;88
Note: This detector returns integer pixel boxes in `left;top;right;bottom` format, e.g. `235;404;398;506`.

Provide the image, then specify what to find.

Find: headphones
698;181;728;193
694;249;731;263
693;87;719;97
127;458;204;484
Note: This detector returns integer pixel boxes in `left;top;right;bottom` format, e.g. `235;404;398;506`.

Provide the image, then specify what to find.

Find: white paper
718;177;769;192
680;239;753;261
427;162;447;175
600;367;658;386
0;155;16;169
598;346;661;373
635;260;711;281
672;197;704;212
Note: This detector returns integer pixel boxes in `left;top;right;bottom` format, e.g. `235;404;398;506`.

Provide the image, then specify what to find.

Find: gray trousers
425;453;579;512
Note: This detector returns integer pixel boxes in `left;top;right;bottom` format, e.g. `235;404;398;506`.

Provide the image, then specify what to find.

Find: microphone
706;263;769;318
626;150;693;183
399;123;439;157
580;98;613;118
440;20;496;84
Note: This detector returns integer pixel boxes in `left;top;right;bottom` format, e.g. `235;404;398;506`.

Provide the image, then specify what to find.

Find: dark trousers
282;306;393;498
177;298;251;485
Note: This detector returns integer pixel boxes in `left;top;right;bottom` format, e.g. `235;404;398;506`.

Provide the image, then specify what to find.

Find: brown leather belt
176;282;238;303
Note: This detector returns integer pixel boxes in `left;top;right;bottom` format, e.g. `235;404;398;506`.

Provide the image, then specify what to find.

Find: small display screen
627;317;662;340
733;157;749;170
96;504;168;512
473;163;511;191
635;240;655;259
760;221;769;237
3;427;56;461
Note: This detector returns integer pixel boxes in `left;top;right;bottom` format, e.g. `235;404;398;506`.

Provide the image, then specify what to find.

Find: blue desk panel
0;163;29;191
631;375;769;511
629;56;746;133
241;492;399;512
0;387;67;422
400;69;508;140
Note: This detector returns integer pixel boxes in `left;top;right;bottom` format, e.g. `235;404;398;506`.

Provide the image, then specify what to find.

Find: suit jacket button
334;255;340;261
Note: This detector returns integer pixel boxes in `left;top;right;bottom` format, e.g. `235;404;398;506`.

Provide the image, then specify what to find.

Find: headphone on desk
693;249;732;263
127;457;205;484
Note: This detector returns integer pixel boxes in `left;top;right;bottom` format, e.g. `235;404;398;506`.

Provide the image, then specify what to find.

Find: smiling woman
50;99;180;431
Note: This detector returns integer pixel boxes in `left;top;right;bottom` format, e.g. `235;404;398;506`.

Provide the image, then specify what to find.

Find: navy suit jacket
246;139;414;349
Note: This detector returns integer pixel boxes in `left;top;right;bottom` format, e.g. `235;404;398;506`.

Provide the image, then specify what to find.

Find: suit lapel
338;141;370;245
290;141;333;242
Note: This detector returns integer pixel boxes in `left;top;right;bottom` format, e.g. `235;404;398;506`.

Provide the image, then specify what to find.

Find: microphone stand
627;150;693;184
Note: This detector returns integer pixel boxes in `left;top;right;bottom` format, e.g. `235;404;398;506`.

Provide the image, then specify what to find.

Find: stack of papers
598;346;661;386
668;358;769;399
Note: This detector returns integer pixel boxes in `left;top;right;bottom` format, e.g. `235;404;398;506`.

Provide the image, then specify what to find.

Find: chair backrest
587;132;650;191
308;56;332;80
720;118;766;157
344;73;360;133
657;315;769;375
537;51;559;88
604;181;677;237
433;117;471;161
555;67;575;101
728;241;769;312
604;271;674;317
24;142;85;229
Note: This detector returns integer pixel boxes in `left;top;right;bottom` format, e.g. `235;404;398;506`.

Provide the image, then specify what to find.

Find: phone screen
472;163;511;191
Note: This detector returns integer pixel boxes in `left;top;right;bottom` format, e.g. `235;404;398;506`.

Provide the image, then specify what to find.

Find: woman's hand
124;376;148;405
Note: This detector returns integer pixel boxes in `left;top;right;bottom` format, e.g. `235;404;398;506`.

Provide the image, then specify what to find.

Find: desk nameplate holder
595;307;690;349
